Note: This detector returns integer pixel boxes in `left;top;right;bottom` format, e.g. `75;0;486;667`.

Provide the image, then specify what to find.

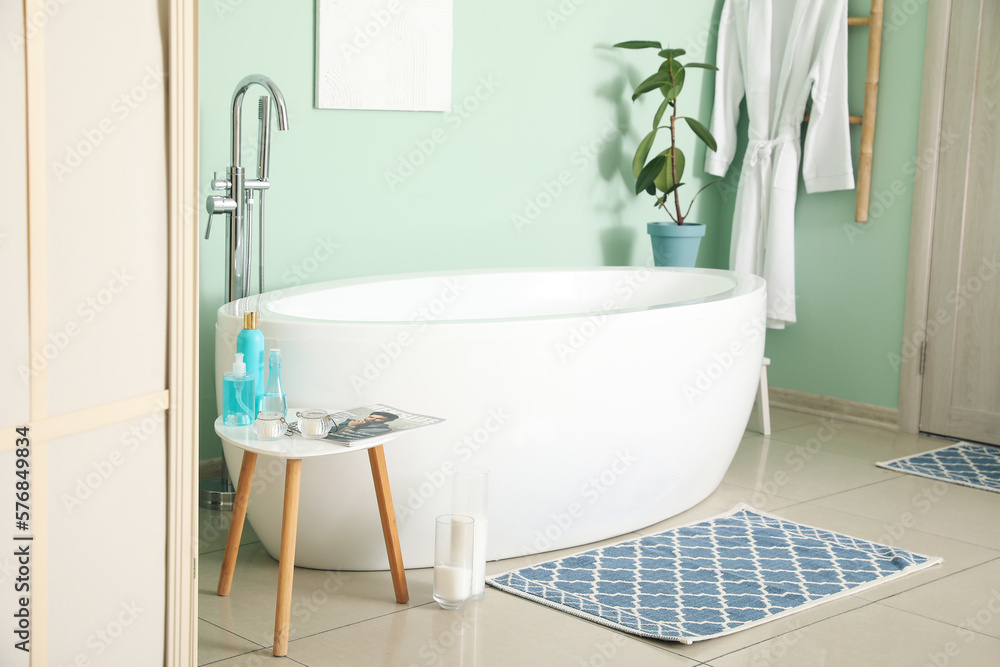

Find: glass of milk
433;514;475;610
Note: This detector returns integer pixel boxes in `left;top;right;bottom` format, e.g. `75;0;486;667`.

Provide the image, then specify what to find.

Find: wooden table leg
273;458;302;657
217;451;257;596
368;445;409;604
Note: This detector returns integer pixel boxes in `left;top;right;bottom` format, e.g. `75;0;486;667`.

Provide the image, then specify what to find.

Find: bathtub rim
218;267;766;327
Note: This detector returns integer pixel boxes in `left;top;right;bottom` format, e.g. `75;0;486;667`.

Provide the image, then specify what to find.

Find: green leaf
681;178;724;221
635;155;667;195
645;183;656;196
654;147;685;192
655;181;684;207
652;97;671;131
613;40;662;50
684;62;719;71
663;181;684;197
657;48;686;59
632;128;658;178
656;59;685;101
682;117;718;152
631;71;671;101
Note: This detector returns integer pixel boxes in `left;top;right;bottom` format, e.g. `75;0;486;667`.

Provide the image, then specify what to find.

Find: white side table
214;413;409;657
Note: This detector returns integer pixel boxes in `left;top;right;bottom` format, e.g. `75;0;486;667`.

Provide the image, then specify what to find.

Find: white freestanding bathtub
215;267;766;570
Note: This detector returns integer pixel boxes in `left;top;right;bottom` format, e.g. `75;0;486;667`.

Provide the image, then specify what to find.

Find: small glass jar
253;412;288;440
296;410;336;439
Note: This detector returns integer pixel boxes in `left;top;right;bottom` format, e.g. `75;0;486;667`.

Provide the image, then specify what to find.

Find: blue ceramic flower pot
647;222;706;267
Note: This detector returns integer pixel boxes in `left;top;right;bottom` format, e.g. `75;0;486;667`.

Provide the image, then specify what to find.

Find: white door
920;0;1000;445
3;1;199;664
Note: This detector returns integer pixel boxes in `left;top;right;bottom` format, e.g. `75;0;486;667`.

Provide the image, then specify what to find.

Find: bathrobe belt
747;134;794;167
740;133;798;321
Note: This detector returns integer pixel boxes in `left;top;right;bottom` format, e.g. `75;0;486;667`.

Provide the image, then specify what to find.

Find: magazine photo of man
335;410;399;435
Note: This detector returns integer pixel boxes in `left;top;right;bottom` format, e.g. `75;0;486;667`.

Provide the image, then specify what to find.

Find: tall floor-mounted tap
206;74;290;302
200;76;290;511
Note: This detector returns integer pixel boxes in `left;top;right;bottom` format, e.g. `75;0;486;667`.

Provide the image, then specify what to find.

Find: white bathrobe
706;0;855;328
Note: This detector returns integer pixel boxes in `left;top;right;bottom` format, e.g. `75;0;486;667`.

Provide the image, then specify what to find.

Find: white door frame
898;0;953;433
165;0;200;664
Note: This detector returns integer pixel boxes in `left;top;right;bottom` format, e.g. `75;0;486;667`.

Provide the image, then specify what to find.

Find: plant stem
667;61;683;224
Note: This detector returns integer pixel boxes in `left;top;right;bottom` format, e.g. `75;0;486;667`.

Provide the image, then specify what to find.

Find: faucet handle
206;171;236;239
211;171;231;191
205;195;236;239
207;195;236;215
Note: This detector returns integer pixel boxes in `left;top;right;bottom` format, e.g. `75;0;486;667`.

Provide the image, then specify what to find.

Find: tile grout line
283;600;439;646
720;472;901;507
197;616;267;649
671;597;888;664
197;647;266;667
787;489;1000;552
198;650;258;667
199;649;309;667
753;423;956;455
784;477;903;504
867;555;1000;617
199;587;437;652
760;493;1000;557
872;603;1000;644
199;538;262;558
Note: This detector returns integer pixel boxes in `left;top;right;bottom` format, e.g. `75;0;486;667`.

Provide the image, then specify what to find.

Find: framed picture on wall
315;0;453;112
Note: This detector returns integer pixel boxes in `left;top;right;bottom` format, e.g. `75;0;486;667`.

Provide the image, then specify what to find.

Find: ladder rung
802;114;864;125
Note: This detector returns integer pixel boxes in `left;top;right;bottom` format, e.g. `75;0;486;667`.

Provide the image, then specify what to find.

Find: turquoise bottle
260;349;287;418
237;311;266;415
222;352;255;426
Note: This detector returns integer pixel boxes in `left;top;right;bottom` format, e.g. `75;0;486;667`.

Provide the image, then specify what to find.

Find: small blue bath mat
486;505;941;643
878;441;1000;493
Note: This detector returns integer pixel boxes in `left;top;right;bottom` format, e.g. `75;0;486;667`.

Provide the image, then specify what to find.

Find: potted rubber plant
613;41;719;267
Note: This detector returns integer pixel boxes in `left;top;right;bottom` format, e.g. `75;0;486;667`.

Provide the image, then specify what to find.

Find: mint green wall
199;0;928;458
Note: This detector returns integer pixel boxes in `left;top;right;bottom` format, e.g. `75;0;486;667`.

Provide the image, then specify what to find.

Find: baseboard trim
199;456;224;479
769;387;900;431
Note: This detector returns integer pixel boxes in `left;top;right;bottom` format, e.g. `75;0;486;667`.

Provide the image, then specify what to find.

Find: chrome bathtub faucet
206;74;290;302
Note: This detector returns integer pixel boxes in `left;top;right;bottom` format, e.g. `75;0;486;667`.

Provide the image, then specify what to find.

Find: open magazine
287;404;444;446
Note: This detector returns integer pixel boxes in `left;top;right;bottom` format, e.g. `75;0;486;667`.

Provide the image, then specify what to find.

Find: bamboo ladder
804;0;884;222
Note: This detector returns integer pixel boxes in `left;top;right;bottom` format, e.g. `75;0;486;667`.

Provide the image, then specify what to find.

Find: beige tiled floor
197;408;1000;666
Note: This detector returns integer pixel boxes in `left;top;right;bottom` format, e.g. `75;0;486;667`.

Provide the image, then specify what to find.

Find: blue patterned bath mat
878;441;1000;493
487;505;941;643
